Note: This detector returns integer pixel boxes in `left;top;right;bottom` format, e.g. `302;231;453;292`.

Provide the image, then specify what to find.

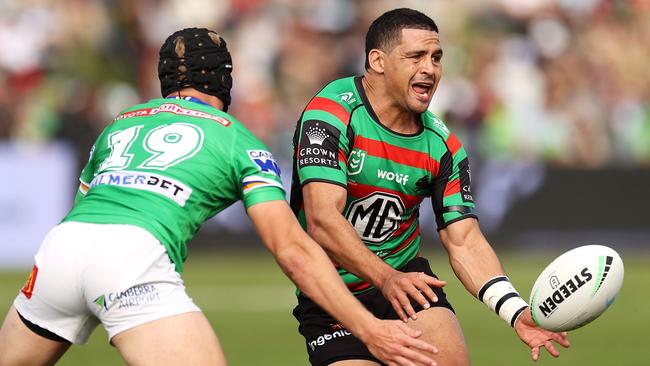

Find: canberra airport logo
94;284;161;312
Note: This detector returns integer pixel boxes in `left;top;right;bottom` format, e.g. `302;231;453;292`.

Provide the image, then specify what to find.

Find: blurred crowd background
1;0;649;264
2;0;649;165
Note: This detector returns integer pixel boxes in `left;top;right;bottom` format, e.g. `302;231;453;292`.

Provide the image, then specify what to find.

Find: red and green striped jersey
290;76;477;294
63;97;286;272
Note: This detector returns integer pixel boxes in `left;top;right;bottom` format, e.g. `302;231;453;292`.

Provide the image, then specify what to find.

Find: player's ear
367;49;385;74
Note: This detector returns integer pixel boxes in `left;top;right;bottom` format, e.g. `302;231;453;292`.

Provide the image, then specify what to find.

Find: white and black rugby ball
529;245;624;332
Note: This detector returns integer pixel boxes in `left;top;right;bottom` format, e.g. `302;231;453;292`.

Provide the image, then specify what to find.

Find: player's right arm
247;200;439;366
303;182;445;322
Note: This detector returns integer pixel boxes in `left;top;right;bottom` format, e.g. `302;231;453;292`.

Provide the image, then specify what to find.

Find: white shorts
13;221;200;344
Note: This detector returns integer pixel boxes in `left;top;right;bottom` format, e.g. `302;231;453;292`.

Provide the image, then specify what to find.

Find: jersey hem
300;178;347;190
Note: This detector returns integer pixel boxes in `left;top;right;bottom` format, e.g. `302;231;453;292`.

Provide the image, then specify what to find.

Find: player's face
383;28;442;114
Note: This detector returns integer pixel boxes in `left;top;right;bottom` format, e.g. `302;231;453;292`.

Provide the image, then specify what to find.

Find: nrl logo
337;92;356;104
348;149;366;175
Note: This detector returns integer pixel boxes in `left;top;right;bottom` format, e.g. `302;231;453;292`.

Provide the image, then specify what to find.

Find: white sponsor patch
90;170;192;206
247;150;281;176
114;103;231;127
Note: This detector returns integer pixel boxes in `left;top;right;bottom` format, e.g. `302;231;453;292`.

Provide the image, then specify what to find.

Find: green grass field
0;248;646;365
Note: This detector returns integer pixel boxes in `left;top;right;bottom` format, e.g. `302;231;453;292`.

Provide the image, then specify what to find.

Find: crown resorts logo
306;123;328;145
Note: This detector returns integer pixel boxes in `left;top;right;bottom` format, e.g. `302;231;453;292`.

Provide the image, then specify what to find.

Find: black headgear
158;28;233;111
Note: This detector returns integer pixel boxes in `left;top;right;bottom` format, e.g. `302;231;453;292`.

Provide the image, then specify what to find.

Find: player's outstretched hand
514;308;571;361
360;318;438;366
381;270;446;322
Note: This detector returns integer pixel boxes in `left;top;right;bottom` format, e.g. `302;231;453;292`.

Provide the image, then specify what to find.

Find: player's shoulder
303;76;361;121
422;111;452;139
422;111;464;154
314;76;359;102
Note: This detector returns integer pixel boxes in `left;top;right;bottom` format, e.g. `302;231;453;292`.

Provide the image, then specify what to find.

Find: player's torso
343;103;445;266
64;98;242;267
293;76;453;291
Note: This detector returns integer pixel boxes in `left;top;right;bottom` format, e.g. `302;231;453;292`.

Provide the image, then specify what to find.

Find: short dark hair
365;8;439;70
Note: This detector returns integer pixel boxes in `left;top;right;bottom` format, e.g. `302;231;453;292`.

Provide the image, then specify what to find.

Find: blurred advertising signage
0;143;75;269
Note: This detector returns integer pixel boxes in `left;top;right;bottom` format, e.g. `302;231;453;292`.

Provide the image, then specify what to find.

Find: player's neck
361;75;421;135
166;88;225;111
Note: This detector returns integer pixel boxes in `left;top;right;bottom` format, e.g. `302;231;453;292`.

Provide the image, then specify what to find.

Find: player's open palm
514;309;571;361
381;271;447;322
362;318;438;366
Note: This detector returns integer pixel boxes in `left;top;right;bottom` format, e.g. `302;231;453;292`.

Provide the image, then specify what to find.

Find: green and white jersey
64;97;285;272
290;76;477;293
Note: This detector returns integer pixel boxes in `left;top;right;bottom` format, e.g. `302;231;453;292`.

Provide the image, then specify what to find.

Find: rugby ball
529;245;624;332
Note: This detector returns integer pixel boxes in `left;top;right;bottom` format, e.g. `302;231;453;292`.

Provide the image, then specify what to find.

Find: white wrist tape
478;276;528;327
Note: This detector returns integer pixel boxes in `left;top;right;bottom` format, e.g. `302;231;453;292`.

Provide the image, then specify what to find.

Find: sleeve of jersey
431;132;478;230
75;142;98;203
295;96;351;188
234;129;286;209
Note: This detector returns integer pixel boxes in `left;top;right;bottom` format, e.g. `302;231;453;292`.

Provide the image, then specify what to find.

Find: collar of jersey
354;76;424;138
166;95;210;107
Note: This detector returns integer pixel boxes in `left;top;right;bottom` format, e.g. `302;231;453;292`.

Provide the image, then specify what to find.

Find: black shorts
292;256;454;366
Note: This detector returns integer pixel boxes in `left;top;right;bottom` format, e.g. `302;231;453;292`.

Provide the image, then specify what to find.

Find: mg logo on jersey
348;149;365;176
345;192;405;244
248;150;281;176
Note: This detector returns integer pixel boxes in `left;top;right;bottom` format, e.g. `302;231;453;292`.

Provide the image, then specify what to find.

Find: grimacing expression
382;28;442;114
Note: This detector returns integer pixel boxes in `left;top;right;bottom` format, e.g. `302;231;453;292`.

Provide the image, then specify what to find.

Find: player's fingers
406;285;431;309
414;281;438;304
543;340;560;358
531;346;540;362
390;355;418;366
390;298;409;322
395;324;438;354
396;321;423;339
551;332;571;348
397;292;418;320
394;348;437;366
402;337;439;355
421;273;447;288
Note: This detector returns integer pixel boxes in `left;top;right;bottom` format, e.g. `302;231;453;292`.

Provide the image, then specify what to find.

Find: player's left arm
248;200;440;366
432;128;569;361
439;218;570;361
74;137;101;204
